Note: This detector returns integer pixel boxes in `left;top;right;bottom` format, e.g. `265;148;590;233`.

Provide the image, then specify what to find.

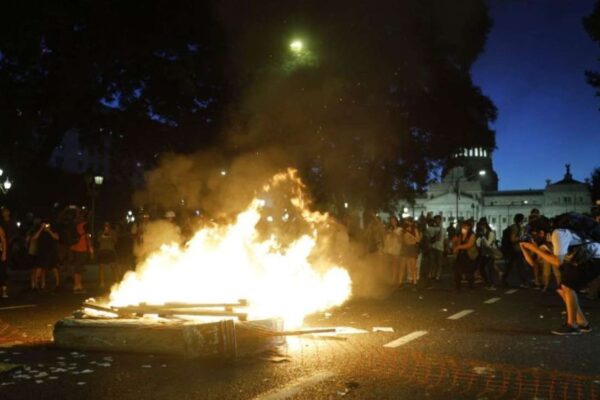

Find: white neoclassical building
399;148;593;232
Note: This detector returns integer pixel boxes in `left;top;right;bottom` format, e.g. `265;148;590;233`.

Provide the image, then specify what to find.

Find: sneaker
551;324;581;336
485;285;497;291
579;323;592;333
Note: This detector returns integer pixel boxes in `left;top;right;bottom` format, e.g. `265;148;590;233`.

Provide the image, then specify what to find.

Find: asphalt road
1;279;600;400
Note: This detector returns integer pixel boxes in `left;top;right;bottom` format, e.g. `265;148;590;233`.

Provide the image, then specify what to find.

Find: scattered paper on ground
0;362;22;374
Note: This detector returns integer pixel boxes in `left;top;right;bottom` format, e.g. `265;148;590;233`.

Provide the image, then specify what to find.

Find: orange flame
108;169;352;327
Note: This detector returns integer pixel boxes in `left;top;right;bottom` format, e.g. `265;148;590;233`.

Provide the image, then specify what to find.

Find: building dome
446;147;498;191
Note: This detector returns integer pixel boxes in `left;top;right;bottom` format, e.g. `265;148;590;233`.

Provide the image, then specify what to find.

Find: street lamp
454;169;486;221
0;168;13;195
89;174;104;240
290;39;304;53
505;200;528;231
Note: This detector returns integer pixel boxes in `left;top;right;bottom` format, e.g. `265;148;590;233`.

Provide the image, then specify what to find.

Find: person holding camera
32;221;60;291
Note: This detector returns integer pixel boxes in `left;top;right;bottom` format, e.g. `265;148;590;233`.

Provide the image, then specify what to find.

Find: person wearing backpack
501;214;532;288
520;214;600;335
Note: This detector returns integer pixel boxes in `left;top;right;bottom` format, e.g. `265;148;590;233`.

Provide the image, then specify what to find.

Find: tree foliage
0;0;497;214
591;167;600;203
0;1;226;173
218;0;497;210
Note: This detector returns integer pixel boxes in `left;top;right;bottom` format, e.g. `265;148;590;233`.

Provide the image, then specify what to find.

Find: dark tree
218;0;497;211
584;0;600;108
1;1;496;216
591;167;600;203
0;1;227;179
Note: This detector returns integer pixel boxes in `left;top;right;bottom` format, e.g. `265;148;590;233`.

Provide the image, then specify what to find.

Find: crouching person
520;215;600;335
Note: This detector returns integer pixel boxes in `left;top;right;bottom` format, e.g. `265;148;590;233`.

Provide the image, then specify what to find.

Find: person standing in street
97;222;118;288
71;211;93;293
34;221;60;291
426;215;445;285
477;218;498;290
501;214;531;288
0;224;7;298
383;216;403;288
401;218;421;286
453;220;478;290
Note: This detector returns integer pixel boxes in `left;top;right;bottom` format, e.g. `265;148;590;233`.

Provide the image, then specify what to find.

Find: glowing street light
454;169;486;220
290;39;304;53
0;167;12;194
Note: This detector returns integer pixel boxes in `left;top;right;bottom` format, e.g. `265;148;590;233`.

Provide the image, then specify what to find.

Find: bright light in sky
290;40;303;53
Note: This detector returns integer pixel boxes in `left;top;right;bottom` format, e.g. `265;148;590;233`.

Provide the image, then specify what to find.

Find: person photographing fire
520;216;600;335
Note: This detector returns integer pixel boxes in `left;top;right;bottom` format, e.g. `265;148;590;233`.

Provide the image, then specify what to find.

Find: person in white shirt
520;216;600;335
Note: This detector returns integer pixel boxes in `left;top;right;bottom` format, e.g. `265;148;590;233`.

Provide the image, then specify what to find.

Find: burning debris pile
54;169;352;358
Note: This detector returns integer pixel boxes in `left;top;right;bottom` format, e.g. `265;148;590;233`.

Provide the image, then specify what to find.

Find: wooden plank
164;300;248;308
117;306;248;321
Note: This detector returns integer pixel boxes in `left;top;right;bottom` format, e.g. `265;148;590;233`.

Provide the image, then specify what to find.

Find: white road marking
373;326;395;333
505;289;518;294
484;297;501;304
447;310;474;320
0;304;37;311
253;371;335;400
383;331;428;348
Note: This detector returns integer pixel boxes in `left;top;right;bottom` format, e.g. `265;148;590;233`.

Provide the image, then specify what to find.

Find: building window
503;217;507;223
492;217;496;223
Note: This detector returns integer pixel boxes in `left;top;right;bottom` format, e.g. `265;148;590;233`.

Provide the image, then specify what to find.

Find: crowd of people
0;205;205;297
1;202;599;336
360;206;600;335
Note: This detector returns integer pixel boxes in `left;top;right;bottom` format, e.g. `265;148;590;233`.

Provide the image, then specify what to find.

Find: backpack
553;213;600;266
553;213;600;243
500;226;513;258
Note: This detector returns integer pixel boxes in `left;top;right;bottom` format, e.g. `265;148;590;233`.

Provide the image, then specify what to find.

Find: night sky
472;0;600;190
